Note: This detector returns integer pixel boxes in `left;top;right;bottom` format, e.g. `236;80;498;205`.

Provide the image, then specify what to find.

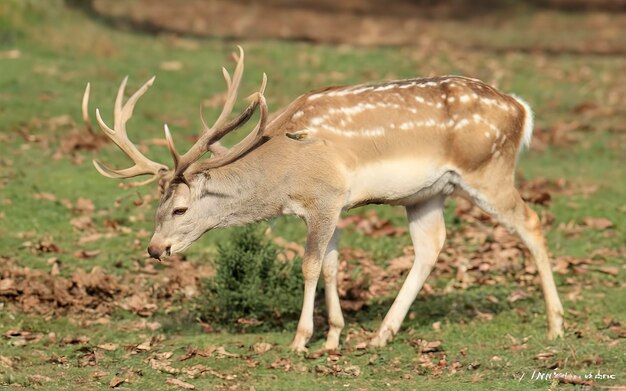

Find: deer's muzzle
147;243;170;260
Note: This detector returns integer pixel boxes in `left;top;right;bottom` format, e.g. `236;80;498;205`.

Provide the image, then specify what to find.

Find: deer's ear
158;172;174;195
158;178;167;194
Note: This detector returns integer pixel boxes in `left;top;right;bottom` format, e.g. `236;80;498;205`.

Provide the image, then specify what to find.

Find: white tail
86;49;564;352
511;94;534;151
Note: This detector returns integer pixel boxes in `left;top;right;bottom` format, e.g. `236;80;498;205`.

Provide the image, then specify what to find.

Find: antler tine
121;76;156;127
218;46;244;128
201;73;269;170
164;124;180;169
199;67;232;136
114;76;128;130
90;76;169;181
199;109;227;156
173;46;261;177
173;95;261;177
208;46;245;133
222;66;232;90
92;159;161;180
259;72;268;96
82;83;94;135
198;65;234;156
197;47;245;142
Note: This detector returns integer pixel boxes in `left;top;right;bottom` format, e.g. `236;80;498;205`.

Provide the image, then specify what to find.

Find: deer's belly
345;159;457;208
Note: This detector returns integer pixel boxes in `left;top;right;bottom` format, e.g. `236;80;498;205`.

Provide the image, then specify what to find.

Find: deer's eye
172;207;188;216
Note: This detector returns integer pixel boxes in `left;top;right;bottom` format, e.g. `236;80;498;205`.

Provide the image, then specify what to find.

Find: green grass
0;1;625;389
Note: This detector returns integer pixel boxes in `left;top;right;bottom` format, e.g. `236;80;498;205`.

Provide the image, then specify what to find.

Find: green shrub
195;225;304;332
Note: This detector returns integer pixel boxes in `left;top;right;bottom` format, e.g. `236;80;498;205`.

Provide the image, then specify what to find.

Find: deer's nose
147;244;163;260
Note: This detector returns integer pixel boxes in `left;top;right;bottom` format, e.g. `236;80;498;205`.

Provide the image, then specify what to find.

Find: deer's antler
83;76;169;186
85;47;269;187
196;74;268;170
166;46;270;178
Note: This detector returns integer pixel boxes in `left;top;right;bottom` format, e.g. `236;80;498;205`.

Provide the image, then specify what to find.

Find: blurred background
67;0;626;49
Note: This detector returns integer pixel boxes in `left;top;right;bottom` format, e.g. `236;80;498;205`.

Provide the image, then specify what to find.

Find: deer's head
83;47;268;260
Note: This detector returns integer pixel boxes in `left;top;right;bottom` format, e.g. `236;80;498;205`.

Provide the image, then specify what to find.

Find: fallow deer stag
83;47;564;352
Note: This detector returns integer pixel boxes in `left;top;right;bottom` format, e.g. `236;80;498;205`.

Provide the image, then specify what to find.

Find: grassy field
0;1;625;390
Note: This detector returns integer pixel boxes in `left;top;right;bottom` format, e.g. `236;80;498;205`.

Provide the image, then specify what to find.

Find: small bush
195;225;304;332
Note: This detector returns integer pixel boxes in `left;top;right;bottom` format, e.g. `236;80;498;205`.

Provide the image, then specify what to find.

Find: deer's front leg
322;228;344;351
290;214;340;353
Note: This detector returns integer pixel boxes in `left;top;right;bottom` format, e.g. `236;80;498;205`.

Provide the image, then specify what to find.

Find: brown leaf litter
338;210;407;238
337;248;390;312
0;255;212;320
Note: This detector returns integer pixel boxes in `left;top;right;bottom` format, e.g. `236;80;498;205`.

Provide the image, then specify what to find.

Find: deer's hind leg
461;180;564;339
370;195;446;348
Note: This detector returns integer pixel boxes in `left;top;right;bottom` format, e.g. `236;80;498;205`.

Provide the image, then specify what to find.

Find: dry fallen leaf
0;356;14;368
77;348;101;368
214;346;239;358
135;339;153;352
534;350;557;360
507;290;529;303
28;375;52;385
273;236;305;262
160;61;183;71
315;364;361;377
47;353;68;365
70;216;93;230
33;192;57;202
150;357;180;375
0;279;17;295
78;233;103;245
475;309;494;321
92;371;108;379
252;342;272;354
73;249;101;259
596;266;619;276
338;210;406;238
75;198;95;214
120;293;158;317
582;217;614;230
177;347;216;362
411;339;443;353
269;357;293;371
109;377;125;388
0;49;21;59
4;330;43;346
97;343;119;351
507;335;530;353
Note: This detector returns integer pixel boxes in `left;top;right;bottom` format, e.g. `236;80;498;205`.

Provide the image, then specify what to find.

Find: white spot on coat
309;116;325;126
454;118;470;129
